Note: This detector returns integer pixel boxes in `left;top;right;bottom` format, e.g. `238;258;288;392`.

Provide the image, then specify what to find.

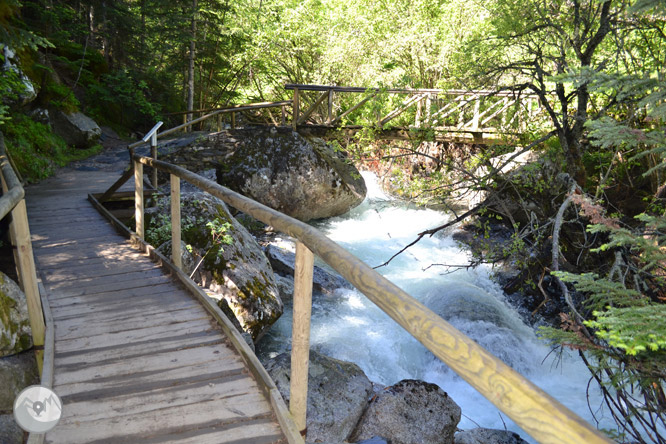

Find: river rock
265;350;373;443
216;127;367;221
148;192;282;341
0;351;39;410
350;379;461;444
51;110;102;148
0;272;33;357
265;242;348;294
455;428;529;444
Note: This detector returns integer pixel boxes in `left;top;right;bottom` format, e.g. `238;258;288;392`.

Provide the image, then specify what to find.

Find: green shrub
2;113;100;182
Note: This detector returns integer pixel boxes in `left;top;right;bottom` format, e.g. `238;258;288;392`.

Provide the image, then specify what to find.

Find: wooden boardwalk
25;168;287;443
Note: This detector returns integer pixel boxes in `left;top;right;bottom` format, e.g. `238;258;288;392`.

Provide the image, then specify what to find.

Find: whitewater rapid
257;172;612;442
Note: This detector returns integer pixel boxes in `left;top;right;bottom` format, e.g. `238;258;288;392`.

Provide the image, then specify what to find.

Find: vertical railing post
231;112;236;129
292;87;300;130
150;131;158;189
170;174;182;269
415;96;422;128
134;159;144;239
281;105;286;126
290;241;314;437
472;98;481;130
7;198;45;374
217;114;222;132
426;94;432;125
326;89;334;125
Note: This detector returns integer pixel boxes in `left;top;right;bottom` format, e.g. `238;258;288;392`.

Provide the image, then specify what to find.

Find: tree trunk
187;0;197;125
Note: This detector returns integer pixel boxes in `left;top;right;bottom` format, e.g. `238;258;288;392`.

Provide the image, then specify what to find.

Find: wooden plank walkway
25;168;286;443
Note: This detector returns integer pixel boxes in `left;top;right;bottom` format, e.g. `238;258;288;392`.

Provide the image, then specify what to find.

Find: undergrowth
2;113;101;182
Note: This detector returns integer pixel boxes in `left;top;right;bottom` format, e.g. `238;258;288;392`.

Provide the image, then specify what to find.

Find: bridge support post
292;88;300;130
290;241;314;436
170;174;182;269
472;99;481;131
327;89;334;125
134;160;144;239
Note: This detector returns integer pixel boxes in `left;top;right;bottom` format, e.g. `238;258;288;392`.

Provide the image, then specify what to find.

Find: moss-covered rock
147;192;282;341
0;272;33;357
215;127;367;222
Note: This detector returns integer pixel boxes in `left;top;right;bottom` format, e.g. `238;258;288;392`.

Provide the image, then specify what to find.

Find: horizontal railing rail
0;132;46;374
285;83;540;98
127;148;613;444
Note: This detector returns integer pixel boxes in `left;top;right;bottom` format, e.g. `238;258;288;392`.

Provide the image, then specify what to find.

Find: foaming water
258;172;612;442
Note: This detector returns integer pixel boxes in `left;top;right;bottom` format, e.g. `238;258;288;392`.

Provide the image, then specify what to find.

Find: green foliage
585;305;666;355
0;63;25;124
2;113;100;182
87;69;161;127
39;81;79;113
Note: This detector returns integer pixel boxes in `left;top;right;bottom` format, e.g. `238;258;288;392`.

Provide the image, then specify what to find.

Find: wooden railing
126;86;540;152
0;132;46;374
285;84;542;134
127;147;614;444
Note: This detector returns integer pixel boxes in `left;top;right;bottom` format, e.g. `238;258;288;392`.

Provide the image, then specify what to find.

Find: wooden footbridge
169;83;544;144
1;99;613;444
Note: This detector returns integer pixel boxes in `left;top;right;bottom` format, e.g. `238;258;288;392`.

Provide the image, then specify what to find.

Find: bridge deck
25;168;286;444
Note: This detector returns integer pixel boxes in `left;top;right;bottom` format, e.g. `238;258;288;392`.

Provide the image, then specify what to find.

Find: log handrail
0;132;46;374
129;150;614;444
129;101;292;149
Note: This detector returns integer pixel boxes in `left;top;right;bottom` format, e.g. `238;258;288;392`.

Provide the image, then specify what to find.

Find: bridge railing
0;132;46;374
125;147;613;444
285;83;543;135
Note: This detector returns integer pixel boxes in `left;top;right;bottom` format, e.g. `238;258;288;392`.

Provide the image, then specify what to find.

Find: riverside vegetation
1;0;665;442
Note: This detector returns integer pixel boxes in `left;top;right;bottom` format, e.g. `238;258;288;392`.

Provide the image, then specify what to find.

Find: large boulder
265;242;348;295
51;110;102;148
147;192;282;341
455;428;529;444
216;127;367;221
0;272;33;357
351;379;461;444
265;350;373;443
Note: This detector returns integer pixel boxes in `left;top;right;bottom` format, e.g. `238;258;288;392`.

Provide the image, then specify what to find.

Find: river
257;172;612;442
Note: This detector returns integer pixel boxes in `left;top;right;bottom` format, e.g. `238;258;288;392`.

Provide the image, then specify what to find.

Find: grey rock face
0;352;39;411
455;428;529;444
148;192;282;341
351;379;461;444
51;110;102;148
216;128;366;222
1;45;37;105
0;414;24;443
0;272;33;357
265;350;373;443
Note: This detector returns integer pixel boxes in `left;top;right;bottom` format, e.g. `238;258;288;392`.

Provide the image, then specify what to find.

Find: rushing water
257;172;613;442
